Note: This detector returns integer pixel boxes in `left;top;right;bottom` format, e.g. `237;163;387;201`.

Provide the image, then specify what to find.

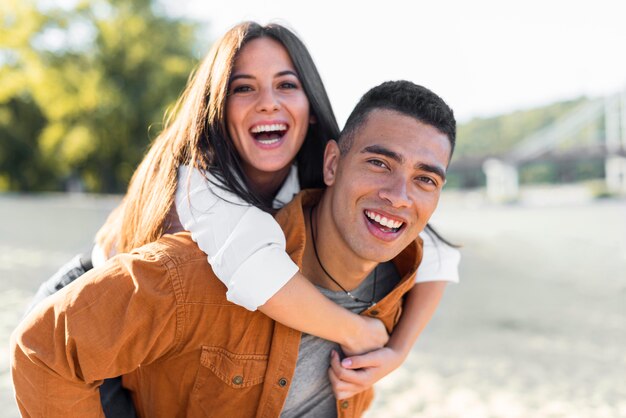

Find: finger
328;368;365;400
330;351;367;384
328;365;348;397
341;349;382;369
329;371;358;400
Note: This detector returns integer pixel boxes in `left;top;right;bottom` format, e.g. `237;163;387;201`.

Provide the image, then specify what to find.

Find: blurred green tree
455;97;589;159
0;0;199;192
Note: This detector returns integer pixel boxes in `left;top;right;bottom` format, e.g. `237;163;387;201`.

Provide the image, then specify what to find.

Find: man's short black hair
339;80;456;157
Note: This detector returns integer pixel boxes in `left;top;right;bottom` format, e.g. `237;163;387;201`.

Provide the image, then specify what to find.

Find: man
11;80;455;417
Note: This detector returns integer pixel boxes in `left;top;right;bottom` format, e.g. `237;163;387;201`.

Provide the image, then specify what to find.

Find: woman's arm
329;232;461;399
260;272;388;353
329;281;448;399
175;165;387;353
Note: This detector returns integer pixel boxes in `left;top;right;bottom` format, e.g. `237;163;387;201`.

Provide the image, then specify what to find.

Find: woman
31;21;459;414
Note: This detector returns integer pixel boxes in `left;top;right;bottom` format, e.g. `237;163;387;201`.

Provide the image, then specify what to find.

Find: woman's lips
249;122;289;147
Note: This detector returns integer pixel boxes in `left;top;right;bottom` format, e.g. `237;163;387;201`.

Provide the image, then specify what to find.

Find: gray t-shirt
281;261;401;418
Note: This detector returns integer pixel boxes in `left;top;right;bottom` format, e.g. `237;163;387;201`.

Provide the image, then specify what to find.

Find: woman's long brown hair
96;22;339;255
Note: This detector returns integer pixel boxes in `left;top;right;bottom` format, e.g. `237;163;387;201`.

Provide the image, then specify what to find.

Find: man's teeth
365;210;403;229
251;123;287;133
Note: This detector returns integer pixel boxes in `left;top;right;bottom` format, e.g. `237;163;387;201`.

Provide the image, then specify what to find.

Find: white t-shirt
173;165;460;311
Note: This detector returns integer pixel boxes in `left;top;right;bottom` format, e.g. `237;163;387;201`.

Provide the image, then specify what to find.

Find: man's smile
363;209;407;240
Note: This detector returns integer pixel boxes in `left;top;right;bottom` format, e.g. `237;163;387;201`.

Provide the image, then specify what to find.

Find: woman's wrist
385;338;411;364
342;315;388;355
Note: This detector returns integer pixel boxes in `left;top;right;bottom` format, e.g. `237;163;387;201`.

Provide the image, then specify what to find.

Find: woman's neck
244;164;292;206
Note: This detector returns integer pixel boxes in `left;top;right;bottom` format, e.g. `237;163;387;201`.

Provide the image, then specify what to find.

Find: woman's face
226;37;311;182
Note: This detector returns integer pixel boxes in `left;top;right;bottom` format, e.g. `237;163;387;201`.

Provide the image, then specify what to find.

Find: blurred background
1;0;625;417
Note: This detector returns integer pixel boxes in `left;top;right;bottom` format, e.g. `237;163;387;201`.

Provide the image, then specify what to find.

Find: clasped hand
330;316;403;400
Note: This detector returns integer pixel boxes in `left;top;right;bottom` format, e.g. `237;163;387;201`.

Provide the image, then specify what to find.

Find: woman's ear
323;140;340;186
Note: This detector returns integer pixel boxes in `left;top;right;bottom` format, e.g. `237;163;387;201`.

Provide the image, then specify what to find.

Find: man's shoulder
120;232;227;302
121;232;209;275
132;231;203;257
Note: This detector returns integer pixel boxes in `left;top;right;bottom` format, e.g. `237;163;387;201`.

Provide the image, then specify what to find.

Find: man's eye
416;176;437;186
368;159;388;169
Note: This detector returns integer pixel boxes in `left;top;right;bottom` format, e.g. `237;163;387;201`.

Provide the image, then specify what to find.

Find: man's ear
323;140;340;186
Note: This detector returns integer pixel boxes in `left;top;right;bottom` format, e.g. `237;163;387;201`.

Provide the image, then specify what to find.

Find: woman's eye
279;81;298;89
231;85;253;94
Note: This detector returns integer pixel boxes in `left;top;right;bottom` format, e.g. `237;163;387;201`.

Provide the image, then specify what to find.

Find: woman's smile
249;120;289;148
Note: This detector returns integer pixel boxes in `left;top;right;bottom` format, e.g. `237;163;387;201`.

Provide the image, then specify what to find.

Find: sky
165;0;626;125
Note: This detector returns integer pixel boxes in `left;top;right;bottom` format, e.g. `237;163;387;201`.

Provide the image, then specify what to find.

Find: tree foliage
455;97;590;159
0;0;199;192
445;97;610;188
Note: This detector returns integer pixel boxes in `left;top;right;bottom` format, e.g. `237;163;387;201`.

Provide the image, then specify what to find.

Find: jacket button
370;310;379;316
232;375;243;385
341;400;349;409
278;378;288;387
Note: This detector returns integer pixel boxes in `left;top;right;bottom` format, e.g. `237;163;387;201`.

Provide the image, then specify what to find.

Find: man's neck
302;196;377;292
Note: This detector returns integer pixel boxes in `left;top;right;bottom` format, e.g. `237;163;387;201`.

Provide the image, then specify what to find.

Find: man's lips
364;209;405;230
363;209;407;242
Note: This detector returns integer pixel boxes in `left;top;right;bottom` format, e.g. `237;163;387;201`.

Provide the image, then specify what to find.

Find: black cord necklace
309;204;377;307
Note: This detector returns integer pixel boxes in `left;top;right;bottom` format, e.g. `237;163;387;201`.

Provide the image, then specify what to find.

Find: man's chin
358;249;402;265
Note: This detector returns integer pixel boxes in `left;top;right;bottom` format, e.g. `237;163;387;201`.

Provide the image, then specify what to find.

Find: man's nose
255;88;280;113
378;175;412;208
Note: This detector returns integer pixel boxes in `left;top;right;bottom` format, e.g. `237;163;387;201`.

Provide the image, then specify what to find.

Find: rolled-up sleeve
10;254;180;418
175;165;298;311
415;230;461;283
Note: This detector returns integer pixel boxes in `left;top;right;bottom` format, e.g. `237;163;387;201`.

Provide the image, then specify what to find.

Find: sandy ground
1;190;625;418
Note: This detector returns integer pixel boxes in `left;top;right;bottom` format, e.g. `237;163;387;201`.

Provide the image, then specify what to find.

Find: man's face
323;109;451;264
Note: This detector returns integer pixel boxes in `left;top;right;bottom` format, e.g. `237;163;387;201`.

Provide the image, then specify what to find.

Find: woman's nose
255;88;280;113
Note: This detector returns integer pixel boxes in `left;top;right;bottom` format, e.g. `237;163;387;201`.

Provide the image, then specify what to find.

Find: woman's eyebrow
229;74;254;82
276;70;298;78
230;70;298;83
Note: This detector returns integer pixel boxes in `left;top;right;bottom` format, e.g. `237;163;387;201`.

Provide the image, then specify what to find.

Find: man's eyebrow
417;163;447;182
230;70;298;82
361;145;404;163
362;145;447;181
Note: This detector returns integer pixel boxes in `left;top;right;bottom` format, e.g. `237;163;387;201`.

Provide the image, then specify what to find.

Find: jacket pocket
197;346;268;388
189;346;268;417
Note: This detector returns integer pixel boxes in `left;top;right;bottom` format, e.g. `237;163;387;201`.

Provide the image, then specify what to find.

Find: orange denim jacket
11;190;422;418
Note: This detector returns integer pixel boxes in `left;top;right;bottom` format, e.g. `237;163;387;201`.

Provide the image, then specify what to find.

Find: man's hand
341;316;388;357
328;347;404;400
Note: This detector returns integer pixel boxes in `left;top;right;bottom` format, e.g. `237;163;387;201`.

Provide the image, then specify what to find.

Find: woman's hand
341;316;388;356
328;347;404;400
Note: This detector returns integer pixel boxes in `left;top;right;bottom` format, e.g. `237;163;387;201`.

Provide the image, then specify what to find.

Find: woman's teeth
250;124;288;144
365;210;404;230
257;137;280;145
251;123;287;133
